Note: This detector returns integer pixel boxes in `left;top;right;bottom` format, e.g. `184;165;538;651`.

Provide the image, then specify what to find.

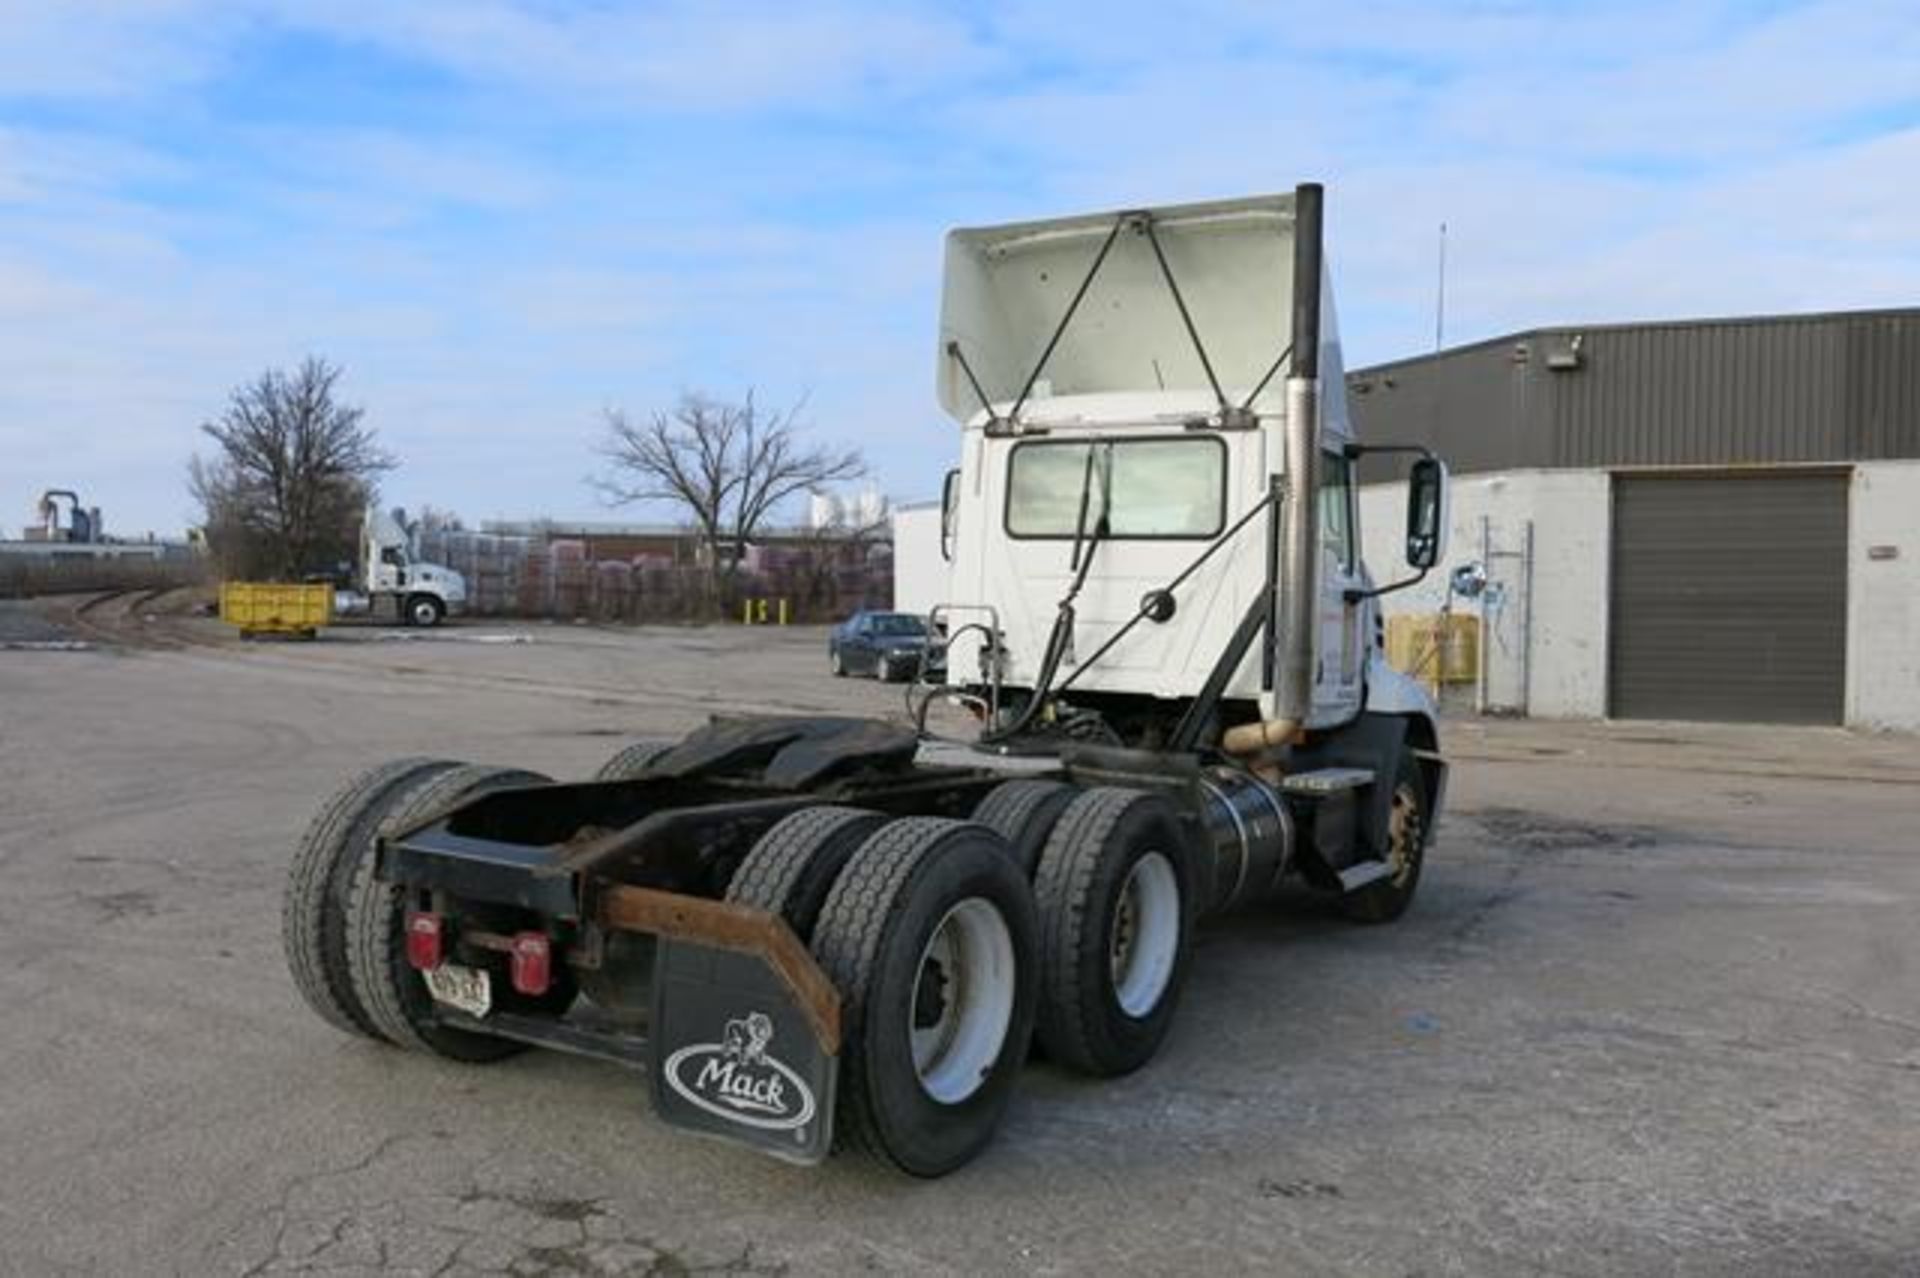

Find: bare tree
413;505;465;534
191;357;394;579
593;390;865;611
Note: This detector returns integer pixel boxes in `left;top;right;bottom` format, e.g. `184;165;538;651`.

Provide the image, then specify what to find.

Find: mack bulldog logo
663;1012;817;1132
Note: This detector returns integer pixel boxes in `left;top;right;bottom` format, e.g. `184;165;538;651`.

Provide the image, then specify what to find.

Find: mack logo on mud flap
662;1012;817;1132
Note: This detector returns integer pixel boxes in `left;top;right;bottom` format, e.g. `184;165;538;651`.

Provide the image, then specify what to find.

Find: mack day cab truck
280;183;1452;1177
328;506;467;627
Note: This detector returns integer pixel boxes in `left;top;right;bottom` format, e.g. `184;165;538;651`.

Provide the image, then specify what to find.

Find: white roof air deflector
937;194;1298;424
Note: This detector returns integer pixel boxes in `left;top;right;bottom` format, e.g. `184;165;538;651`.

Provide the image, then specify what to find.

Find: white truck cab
336;507;467;627
933;190;1446;749
279;185;1457;1184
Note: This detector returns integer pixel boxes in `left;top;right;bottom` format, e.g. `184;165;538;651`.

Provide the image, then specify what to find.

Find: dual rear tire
730;812;1039;1177
282;759;560;1063
1031;788;1194;1077
724;787;1196;1174
971;780;1195;1075
812;819;1039;1177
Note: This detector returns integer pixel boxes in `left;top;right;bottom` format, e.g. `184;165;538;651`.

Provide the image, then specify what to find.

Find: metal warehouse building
1348;306;1920;731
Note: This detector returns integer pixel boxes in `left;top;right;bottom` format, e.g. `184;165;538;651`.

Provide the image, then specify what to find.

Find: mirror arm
1345;566;1430;604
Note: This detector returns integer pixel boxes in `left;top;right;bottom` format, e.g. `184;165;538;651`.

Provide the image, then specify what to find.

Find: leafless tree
190;357;394;579
593;390;865;611
413;505;465;534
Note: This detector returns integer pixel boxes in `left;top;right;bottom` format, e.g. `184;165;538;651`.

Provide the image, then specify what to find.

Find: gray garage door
1609;471;1847;723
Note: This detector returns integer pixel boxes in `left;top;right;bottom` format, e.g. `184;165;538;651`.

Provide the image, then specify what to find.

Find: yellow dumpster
219;582;333;640
1385;613;1479;689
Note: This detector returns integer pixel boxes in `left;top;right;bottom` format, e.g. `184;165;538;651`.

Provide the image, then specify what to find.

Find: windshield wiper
1066;443;1109;575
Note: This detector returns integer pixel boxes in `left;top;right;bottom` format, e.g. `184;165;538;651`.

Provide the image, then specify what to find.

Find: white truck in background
330;507;467;627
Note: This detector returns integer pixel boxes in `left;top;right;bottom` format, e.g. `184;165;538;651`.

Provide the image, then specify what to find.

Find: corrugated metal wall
1349;338;1541;480
1349;308;1920;475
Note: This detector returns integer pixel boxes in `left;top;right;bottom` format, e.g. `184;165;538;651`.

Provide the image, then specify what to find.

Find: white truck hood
938;192;1342;424
411;562;467;600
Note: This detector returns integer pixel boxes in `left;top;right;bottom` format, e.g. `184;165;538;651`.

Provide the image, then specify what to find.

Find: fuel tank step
1336;860;1393;891
1280;766;1374;795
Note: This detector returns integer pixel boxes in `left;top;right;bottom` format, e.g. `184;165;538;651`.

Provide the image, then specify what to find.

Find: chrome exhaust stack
1222;181;1322;758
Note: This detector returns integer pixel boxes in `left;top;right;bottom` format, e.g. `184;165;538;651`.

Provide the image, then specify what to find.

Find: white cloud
2;1;1918;531
275;0;998;111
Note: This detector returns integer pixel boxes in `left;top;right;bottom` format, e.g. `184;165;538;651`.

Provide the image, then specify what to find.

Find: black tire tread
282;757;459;1041
724;806;887;941
813;815;1037;1173
593;738;676;782
970;779;1078;876
1032;787;1190;1076
345;764;549;1061
811;818;952;1166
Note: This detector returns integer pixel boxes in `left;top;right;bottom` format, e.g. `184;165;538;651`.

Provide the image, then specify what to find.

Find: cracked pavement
2;617;1917;1275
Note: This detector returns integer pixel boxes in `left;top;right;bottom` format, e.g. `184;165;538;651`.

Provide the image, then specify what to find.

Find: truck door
378;546;407;590
1312;448;1364;725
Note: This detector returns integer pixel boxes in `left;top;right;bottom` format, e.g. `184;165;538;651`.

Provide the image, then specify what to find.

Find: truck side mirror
940;469;959;562
1406;457;1448;569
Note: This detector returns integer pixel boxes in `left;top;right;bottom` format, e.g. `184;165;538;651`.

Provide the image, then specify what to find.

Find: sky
3;0;1918;536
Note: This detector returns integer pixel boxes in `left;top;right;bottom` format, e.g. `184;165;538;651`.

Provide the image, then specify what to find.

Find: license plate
424;963;492;1018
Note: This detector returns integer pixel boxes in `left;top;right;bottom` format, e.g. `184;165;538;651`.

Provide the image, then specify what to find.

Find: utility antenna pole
1434;221;1448;351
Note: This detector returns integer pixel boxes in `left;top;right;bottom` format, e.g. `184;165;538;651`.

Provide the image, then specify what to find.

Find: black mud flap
650;939;837;1165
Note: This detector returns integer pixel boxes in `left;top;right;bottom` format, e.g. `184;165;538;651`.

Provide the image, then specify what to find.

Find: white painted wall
1364;461;1920;732
906;456;1912;729
1846;461;1920;732
1360;469;1612;719
891;502;947;618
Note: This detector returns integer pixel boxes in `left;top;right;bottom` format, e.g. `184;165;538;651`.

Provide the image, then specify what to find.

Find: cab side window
1320;450;1354;571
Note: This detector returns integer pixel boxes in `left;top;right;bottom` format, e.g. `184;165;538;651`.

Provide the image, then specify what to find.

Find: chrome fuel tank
1196;767;1293;915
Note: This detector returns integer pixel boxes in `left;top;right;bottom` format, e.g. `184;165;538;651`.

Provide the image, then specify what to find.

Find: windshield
870;614;926;636
1005;436;1224;539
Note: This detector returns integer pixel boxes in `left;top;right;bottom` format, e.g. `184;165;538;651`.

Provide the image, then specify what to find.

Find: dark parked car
829;611;943;682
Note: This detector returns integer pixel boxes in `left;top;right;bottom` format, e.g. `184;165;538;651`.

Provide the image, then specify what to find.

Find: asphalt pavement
2;613;1916;1275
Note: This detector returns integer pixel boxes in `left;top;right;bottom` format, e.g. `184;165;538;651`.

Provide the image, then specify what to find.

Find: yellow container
219;582;333;639
1386;613;1479;688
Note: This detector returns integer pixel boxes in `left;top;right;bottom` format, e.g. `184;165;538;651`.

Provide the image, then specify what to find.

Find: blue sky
4;0;1918;534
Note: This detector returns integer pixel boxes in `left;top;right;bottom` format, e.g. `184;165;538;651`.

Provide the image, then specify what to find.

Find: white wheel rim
413;601;434;624
910;897;1016;1105
1110;852;1180;1018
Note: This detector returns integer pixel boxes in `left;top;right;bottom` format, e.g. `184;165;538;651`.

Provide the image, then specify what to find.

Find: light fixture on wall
1547;333;1585;371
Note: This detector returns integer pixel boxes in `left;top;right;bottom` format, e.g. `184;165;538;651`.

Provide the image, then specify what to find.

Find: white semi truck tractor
330;507;467;627
280;183;1451;1177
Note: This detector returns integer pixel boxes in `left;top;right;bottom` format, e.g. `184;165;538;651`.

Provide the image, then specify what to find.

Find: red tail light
509;932;551;997
404;911;444;971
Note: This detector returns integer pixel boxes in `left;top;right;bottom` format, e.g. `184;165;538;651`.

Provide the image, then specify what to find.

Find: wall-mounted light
1547;333;1585;371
